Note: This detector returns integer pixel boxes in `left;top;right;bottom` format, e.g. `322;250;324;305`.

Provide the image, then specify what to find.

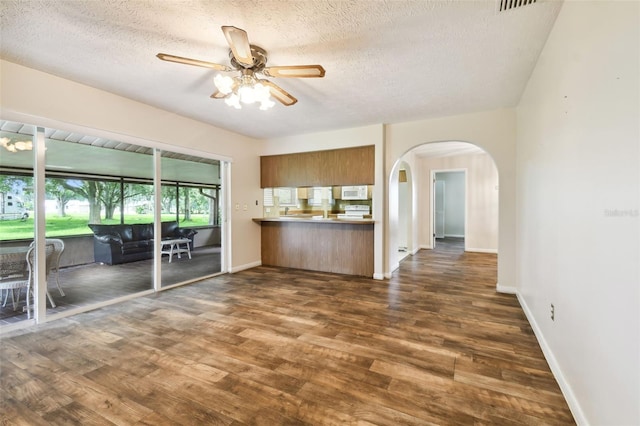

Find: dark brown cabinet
260;145;374;188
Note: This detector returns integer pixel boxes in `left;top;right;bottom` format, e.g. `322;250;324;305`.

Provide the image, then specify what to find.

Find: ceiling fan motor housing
230;45;267;72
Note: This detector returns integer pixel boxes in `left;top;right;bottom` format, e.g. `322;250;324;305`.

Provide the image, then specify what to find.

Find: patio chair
29;238;65;297
26;244;57;311
0;251;30;312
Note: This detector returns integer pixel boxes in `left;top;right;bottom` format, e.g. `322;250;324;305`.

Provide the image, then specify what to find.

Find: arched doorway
388;141;499;275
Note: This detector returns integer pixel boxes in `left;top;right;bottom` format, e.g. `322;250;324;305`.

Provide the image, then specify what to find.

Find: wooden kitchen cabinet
260;145;374;188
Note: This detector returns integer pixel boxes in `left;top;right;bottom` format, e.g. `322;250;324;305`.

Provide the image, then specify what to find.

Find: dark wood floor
0;239;574;425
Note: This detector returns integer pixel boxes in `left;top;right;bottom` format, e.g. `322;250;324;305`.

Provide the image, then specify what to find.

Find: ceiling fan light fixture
214;74;234;94
224;93;242;109
215;72;275;110
1;137;33;153
260;98;276;111
159;26;321;110
253;83;270;102
238;84;257;104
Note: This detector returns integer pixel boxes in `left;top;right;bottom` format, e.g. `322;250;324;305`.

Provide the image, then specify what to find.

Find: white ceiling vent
498;0;537;13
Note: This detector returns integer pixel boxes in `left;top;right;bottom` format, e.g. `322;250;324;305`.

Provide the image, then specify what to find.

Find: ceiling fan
157;26;325;110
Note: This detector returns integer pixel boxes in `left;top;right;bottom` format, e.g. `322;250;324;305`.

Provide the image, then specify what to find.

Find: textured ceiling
0;0;562;139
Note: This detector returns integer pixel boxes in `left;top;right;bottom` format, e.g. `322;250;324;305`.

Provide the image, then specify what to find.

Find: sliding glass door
160;153;222;288
0;119;226;327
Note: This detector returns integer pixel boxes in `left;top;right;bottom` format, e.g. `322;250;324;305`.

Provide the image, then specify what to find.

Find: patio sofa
88;221;197;265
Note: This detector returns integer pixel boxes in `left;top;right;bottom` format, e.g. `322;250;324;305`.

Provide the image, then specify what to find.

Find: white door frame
430;168;467;250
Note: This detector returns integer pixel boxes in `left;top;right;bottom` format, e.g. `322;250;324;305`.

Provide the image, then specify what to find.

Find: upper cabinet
260;145;375;188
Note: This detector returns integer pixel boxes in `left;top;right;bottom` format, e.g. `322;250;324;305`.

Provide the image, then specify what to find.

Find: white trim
159;273;224;291
153;149;162;291
222;161;231;274
34;127;47;323
496;283;517;294
516;292;588;426
466;247;498;254
419;244;433;250
2;109;233;163
445;234;465;238
373;273;385;280
230;260;261;273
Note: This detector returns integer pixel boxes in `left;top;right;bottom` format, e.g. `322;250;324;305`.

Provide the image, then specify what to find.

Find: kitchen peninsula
255;145;375;277
253;217;374;276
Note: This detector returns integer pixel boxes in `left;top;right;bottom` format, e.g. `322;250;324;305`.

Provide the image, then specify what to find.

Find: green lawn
0;213;211;241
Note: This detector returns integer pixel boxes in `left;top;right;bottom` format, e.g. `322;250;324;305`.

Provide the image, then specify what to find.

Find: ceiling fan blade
210;91;227;99
260;80;298;106
262;65;326;78
157;53;230;71
221;26;254;67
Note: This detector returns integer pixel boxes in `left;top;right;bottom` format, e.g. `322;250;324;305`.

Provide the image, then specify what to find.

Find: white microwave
341;185;368;200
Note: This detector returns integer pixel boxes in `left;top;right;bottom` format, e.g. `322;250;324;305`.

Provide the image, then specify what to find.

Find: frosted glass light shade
214;74;234;95
224;93;241;109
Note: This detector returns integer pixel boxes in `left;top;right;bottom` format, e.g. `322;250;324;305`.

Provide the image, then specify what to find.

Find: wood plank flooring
0;239;575;425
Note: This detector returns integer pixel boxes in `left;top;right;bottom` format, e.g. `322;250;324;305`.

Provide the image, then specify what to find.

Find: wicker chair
29;238;65;299
25;244;56;315
0;251;30;312
45;239;65;296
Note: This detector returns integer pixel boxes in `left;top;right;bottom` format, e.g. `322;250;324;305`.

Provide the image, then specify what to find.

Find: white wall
419;153;499;253
436;171;465;238
397;162;410;250
516;1;639;424
385;108;516;288
0;60;263;272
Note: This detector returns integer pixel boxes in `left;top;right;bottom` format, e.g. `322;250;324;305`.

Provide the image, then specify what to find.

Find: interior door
435;180;445;239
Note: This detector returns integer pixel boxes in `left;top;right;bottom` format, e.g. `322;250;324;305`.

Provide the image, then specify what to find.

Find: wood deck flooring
0;239;574;425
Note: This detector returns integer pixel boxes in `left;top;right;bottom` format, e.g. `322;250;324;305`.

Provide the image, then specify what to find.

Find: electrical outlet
550;304;555;321
243;204;247;211
235;203;240;211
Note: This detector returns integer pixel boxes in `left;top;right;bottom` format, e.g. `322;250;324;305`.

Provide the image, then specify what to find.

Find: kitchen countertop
252;216;375;225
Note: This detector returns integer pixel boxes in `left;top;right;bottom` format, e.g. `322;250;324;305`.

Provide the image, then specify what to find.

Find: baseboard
419;244;433;250
230;260;261;273
465;247;498;254
496;283;517;294
444;234;465;238
373;273;385;280
516;292;588;426
411;247;420;255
